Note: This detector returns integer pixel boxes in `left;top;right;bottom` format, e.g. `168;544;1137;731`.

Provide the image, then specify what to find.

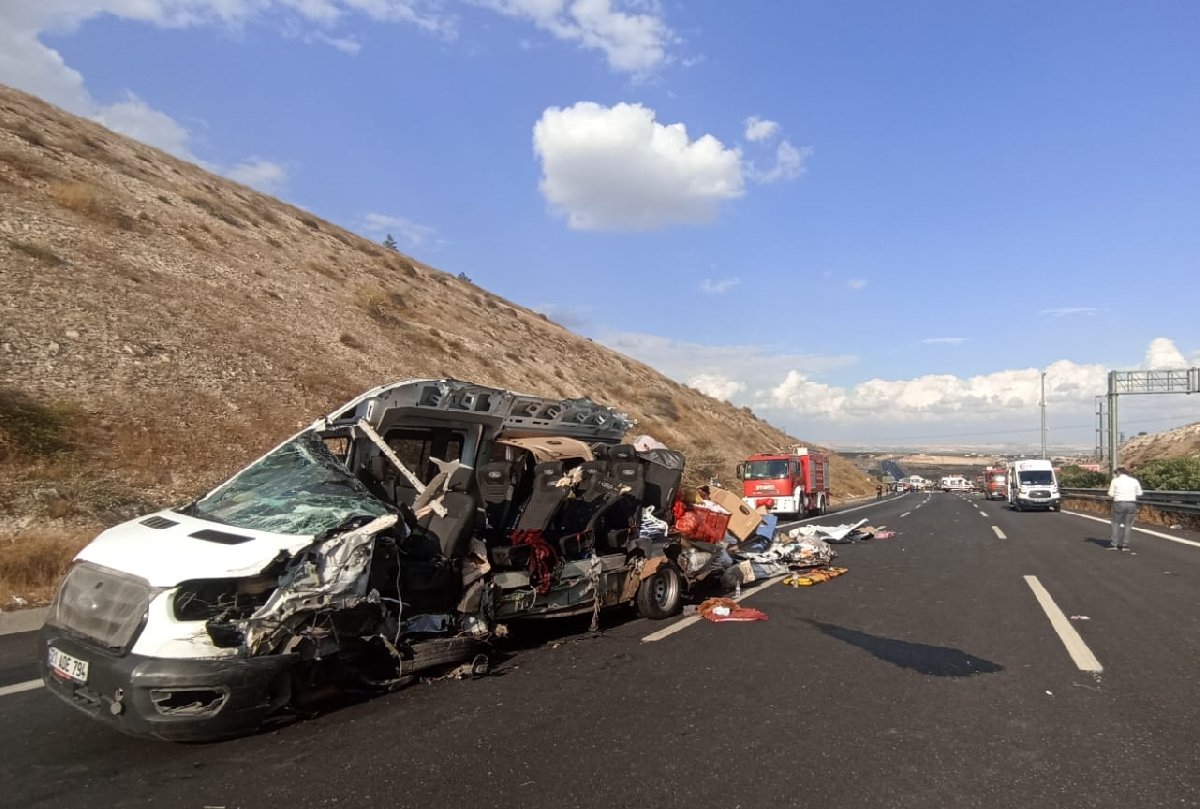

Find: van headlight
172;575;277;621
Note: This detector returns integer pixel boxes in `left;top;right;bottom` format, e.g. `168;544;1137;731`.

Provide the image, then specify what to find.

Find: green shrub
1059;465;1108;488
1137;457;1200;491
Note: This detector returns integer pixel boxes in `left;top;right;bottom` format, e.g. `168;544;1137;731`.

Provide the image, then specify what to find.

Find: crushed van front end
39;561;295;741
40;625;295;742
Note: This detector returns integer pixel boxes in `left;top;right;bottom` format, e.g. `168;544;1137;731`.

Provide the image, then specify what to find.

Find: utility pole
1040;371;1047;460
1094;395;1108;461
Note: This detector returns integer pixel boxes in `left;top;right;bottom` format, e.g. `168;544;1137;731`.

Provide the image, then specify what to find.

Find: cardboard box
706;487;763;541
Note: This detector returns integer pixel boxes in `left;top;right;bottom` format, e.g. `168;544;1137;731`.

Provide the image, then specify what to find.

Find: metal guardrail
1060;488;1200;515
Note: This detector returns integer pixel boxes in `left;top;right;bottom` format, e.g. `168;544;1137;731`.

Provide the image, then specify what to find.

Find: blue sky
4;1;1198;451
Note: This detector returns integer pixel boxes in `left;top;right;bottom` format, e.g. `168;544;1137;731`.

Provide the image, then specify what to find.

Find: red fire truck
738;447;830;517
982;465;1008;500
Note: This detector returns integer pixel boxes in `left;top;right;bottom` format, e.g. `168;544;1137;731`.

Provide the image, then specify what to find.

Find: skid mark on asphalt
1024;575;1103;673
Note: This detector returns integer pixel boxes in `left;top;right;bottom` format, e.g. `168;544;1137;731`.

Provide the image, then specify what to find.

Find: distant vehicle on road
940;476;971;492
1007;459;1061;511
982;466;1008;500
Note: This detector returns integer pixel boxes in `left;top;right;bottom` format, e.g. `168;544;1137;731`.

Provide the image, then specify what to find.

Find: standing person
1107;466;1143;551
876;483;883;500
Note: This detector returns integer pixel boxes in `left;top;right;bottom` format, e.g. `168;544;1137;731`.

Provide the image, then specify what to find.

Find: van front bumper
1015;494;1060;510
40;625;295;741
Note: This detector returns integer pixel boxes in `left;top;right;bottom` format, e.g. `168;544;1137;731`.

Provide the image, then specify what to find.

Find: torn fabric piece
697;597;768;623
511;529;558;594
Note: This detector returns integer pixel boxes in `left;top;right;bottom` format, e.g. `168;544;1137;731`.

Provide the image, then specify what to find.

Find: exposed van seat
417;463;479;558
476;461;517;543
513;461;569;532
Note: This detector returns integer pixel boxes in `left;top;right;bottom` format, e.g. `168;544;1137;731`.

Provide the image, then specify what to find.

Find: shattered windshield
185;431;390;535
744;460;790;480
1019;470;1055;486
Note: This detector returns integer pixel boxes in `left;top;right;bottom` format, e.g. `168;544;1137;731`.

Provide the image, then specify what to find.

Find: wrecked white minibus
40;379;687;740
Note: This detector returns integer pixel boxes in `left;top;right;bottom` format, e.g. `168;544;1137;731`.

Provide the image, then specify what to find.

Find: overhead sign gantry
1106;368;1200;472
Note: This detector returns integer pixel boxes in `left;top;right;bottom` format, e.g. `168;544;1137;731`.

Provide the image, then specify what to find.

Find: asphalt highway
4;492;1200;809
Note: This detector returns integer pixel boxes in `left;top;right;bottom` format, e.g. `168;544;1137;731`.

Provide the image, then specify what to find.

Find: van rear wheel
636;567;682;620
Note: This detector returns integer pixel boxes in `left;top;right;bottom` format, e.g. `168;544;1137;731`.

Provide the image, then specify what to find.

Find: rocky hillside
0;84;874;601
1121;422;1200;468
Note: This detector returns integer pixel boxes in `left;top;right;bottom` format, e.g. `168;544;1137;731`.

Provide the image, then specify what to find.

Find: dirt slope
0;84;874;600
1121;422;1200;467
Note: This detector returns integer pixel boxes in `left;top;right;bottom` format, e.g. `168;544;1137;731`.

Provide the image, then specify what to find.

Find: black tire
636;566;682;620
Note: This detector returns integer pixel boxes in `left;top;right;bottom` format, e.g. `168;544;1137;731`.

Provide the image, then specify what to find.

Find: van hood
77;511;317;588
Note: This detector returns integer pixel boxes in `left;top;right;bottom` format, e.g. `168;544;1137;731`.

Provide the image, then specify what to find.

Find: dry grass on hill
0;84;876;604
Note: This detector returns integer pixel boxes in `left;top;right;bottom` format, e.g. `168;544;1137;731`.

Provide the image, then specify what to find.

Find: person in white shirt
1107;467;1143;551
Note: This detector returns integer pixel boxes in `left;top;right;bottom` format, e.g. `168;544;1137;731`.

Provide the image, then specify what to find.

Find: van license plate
48;647;89;683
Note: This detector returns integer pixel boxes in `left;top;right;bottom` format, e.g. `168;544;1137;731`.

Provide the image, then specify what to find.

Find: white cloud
603;331;1196;446
847;278;867;291
743;116;780;143
281;0;345;24
922;337;966;345
699;277;740;295
688;374;744;402
311;31;362;52
1144;337;1187;369
533;102;744;231
599;329;857;404
0;0;466;186
227;158;290;193
1040;306;1103;318
92;93;194;158
758;360;1109;423
360;212;441;248
600;330;1200;445
342;0;458;36
481;0;672;74
532;303;590;329
740;115;811;184
0;2;293;174
747;139;811;183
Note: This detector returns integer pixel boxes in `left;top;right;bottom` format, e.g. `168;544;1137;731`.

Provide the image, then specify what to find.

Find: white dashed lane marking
0;679;43;698
1024;575;1103;673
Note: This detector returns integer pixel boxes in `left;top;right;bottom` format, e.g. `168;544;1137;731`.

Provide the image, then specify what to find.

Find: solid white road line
1064;510;1200;549
992;526;1007;540
775;497;898;532
641;575;788;643
0;679;43;698
1023;575;1103;673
